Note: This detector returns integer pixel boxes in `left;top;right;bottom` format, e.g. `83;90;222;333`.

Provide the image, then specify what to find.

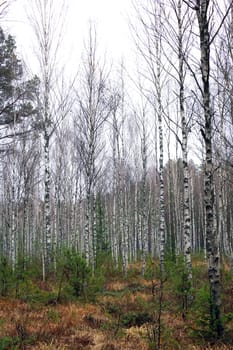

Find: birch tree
132;98;149;275
160;0;194;278
28;0;69;277
214;0;233;258
183;0;233;336
109;88;121;265
140;105;148;276
133;0;166;272
74;25;111;269
176;0;193;282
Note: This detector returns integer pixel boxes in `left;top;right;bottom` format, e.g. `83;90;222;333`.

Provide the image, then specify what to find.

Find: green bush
87;272;105;301
0;254;44;298
121;311;153;328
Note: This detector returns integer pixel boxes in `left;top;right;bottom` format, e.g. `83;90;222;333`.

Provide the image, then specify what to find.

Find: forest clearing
0;256;233;350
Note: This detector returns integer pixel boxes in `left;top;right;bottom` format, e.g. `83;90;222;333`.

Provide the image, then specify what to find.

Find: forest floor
0;257;233;349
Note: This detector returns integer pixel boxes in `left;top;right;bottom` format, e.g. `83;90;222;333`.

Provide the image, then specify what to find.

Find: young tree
74;25;111;269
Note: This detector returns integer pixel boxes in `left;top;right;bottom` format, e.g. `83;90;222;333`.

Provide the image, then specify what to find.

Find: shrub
121;311;153;328
0;256;12;296
60;249;91;299
0;336;16;350
191;285;217;339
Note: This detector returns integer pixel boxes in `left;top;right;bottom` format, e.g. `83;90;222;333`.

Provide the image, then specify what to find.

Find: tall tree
28;0;69;277
133;0;166;272
176;0;193;282
0;26;39;268
183;0;233;336
195;0;222;336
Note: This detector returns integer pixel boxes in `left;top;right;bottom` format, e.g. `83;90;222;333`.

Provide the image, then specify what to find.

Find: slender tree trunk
178;0;192;281
11;162;17;270
44;131;51;273
134;180;139;261
141;115;148;276
92;190;97;271
112;107;119;265
157;37;165;274
85;183;91;264
196;0;223;336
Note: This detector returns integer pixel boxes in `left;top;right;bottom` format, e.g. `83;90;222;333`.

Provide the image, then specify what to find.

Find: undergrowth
0;252;232;349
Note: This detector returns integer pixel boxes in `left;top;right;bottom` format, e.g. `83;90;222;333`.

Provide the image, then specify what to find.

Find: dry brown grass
0;299;109;349
105;280;129;292
0;295;233;350
0;259;233;349
192;260;208;267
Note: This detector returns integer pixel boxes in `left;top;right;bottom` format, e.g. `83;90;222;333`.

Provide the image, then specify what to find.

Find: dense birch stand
1;5;233;339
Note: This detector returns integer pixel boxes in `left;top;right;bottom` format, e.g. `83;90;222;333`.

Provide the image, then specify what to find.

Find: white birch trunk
44;131;51;273
156;33;165;274
196;0;223;336
141;117;148;276
84;184;91;264
178;0;192;281
92;190;97;271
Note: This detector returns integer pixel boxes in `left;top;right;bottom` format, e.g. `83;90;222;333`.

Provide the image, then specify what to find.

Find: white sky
4;0;134;75
2;0;203;164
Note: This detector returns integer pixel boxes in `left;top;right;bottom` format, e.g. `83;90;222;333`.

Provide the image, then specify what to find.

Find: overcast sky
4;0;133;74
2;0;202;163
